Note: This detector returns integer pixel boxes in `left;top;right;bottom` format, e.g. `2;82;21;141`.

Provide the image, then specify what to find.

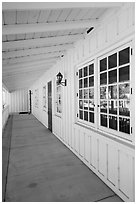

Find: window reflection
89;88;94;99
109;116;117;130
89;100;94;111
119;83;130;99
79;69;83;78
79;110;83;119
119;47;129;66
79;90;83;99
109;69;117;84
100;87;107;99
84;111;88;121
79;100;83;109
89;112;94;123
84;78;88;87
100;72;107;85
119;101;130;116
108;53;117;69
100;100;107;113
84;89;88;99
100;58;107;72
100;114;107;127
89;64;94;75
84;100;88;110
119;66;129;82
108;85;117;99
89;76;94;87
84;66;88;77
79;79;83;88
119;117;130;134
109;100;117;115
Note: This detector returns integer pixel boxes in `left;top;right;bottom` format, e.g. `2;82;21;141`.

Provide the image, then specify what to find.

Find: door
48;81;52;131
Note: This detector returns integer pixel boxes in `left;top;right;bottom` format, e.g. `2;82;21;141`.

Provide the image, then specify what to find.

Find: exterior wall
2;83;10;129
10;89;28;113
30;3;135;201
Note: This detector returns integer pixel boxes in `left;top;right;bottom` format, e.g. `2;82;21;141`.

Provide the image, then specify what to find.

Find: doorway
48;81;52;132
29;90;32;114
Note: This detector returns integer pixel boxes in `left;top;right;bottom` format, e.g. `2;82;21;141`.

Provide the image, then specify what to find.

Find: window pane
89;100;94;111
89;64;94;75
109;69;117;84
79;79;83;88
89;112;94;123
89;76;94;87
109;100;117;115
100;72;107;85
109;116;117;130
100;58;107;72
84;89;88;99
100;114;108;127
119;83;130;99
119;66;129;82
79;100;83;109
79;110;83;120
108;53;117;69
119;47;130;66
119;117;130;134
84;100;88;110
100;100;107;113
84;66;88;77
79;90;83;99
119;101;130;116
84;111;88;121
100;87;107;99
84;78;88;87
108;85;117;99
89;88;94;99
79;68;83;78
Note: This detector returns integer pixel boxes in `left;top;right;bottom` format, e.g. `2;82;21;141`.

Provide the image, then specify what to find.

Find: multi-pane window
56;82;62;114
43;86;47;110
35;89;39;108
99;46;131;136
78;62;95;125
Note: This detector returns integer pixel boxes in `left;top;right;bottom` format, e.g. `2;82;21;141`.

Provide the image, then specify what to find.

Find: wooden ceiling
2;2;122;92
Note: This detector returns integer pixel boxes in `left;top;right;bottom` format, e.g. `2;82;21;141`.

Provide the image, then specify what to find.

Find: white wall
2;83;10;129
30;3;135;201
10;89;29;113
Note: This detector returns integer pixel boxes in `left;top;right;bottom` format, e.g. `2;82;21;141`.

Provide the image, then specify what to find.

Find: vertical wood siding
30;3;135;201
10;89;28;113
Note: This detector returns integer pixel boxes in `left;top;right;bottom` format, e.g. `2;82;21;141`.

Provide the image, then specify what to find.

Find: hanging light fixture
56;72;67;86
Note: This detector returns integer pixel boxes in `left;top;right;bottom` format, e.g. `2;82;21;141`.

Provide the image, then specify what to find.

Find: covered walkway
3;114;123;202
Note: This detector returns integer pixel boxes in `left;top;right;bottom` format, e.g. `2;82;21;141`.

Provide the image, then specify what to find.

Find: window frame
75;40;134;143
97;41;133;141
76;60;96;128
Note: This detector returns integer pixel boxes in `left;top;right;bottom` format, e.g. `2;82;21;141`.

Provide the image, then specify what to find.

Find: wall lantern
56;72;67;86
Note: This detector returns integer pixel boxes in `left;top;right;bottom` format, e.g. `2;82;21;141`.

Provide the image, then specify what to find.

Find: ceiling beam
3;58;58;70
2;44;73;59
2;34;83;51
2;2;123;10
3;51;64;65
2;20;96;35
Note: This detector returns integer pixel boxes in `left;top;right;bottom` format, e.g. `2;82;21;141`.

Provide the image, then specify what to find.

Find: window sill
75;121;134;149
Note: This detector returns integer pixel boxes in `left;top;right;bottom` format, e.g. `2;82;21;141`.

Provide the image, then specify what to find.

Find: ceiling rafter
2;34;83;51
2;20;97;35
2;44;73;59
2;2;123;10
3;51;63;65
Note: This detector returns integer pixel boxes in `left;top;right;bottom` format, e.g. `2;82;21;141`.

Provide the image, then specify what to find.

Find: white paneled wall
30;3;135;201
10;89;28;113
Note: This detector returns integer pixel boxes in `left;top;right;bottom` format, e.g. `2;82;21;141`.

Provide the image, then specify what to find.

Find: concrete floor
2;114;123;202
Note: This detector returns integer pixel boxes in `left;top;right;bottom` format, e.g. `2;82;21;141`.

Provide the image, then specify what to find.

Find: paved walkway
3;114;123;202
